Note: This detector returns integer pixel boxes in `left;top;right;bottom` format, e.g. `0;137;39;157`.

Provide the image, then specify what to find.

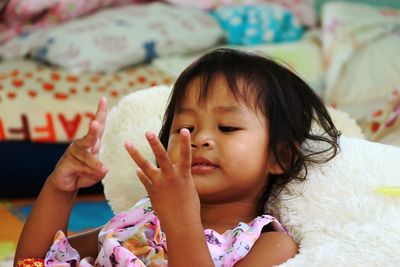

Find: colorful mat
0;195;113;266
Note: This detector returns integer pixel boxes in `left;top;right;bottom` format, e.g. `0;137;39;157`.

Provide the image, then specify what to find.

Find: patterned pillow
0;3;223;73
0;0;152;45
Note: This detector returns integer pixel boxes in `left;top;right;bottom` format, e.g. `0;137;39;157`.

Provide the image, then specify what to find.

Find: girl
14;48;340;267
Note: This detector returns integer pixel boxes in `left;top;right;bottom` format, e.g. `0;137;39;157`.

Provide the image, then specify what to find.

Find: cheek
232;136;267;155
232;138;270;167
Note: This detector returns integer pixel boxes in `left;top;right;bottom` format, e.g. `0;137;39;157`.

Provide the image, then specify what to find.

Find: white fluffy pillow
100;85;172;213
100;85;400;265
269;136;400;266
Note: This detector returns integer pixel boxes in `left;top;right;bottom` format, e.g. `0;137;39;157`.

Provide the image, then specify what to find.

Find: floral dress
42;198;287;267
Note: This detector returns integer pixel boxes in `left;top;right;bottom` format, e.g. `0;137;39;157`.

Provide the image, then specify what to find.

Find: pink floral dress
44;198;287;267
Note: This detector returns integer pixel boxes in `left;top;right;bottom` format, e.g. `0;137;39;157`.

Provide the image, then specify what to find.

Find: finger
145;131;173;172
64;157;108;185
125;141;158;179
76;172;107;188
95;97;107;127
77;120;100;149
95;97;108;138
136;167;152;188
69;144;108;173
178;128;191;174
77;162;108;179
87;97;107;154
91;136;102;155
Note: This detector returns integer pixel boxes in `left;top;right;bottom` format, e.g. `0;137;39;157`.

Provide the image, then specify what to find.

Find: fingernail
125;141;133;149
180;128;189;136
91;120;98;129
145;131;155;140
101;165;109;173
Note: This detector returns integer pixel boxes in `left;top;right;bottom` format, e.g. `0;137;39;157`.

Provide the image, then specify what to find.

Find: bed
1;0;400;265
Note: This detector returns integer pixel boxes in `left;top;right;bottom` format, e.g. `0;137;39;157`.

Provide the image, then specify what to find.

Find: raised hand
125;129;215;266
48;97;109;193
125;129;201;225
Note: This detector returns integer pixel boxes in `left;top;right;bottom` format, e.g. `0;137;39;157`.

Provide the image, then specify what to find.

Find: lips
191;157;218;174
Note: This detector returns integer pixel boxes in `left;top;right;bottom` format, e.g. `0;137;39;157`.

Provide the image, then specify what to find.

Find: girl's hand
48;97;109;193
125;129;201;226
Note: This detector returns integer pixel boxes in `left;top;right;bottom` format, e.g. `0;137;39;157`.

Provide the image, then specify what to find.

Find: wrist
44;174;78;200
162;215;203;236
162;218;214;267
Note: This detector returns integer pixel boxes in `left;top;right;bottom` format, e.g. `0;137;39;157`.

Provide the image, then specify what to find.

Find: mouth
191;157;219;174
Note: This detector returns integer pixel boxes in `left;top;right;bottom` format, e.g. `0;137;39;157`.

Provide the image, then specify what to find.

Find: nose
191;131;215;149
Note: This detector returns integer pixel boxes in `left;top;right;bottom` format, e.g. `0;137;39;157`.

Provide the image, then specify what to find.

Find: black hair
159;48;340;215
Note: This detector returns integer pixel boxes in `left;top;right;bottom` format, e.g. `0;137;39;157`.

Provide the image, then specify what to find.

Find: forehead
175;74;267;127
180;74;253;109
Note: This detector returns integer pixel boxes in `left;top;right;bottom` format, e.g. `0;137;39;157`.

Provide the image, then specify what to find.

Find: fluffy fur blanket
100;86;400;266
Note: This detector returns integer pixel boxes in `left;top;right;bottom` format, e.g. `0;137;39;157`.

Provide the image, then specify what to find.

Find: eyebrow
176;106;245;115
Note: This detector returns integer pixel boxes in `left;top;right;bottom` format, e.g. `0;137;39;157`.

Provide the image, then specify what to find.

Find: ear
267;155;284;175
267;143;294;175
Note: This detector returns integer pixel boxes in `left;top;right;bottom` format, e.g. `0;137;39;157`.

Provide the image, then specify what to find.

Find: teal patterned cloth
211;4;303;45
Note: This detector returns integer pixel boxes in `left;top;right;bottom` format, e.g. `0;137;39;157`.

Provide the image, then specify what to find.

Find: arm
14;97;108;265
69;227;102;258
235;232;298;267
163;221;213;267
13;179;77;262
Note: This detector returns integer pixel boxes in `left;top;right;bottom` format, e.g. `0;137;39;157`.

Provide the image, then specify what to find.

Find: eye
219;126;239;132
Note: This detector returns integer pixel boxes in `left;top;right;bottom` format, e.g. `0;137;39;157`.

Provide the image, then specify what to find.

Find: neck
200;200;258;234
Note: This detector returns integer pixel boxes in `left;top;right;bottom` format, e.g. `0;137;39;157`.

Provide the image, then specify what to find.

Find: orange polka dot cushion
0;59;175;142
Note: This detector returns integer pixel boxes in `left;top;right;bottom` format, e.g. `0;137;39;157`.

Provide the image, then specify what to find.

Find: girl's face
167;75;281;204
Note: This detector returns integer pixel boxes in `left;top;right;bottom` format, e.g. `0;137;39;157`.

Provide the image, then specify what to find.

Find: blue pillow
211;4;303;45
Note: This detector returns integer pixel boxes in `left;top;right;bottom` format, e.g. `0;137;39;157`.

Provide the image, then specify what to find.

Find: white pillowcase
322;2;400;120
153;34;326;95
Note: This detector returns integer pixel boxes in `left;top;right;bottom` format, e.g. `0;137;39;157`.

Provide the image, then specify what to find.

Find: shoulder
235;231;298;267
